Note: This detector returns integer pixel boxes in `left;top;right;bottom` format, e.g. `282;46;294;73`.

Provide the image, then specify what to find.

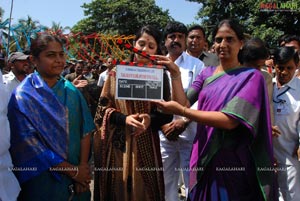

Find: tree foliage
72;0;173;35
7;16;41;52
47;22;71;35
187;0;300;47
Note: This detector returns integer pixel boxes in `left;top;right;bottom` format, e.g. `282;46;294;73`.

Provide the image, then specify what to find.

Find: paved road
89;180;186;201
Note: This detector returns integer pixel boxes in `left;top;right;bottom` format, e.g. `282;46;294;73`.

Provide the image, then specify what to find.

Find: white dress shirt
0;71;21;201
2;71;21;95
169;51;204;141
273;77;300;165
97;70;108;87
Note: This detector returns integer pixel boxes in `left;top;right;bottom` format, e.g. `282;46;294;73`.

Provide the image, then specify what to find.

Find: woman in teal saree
8;34;95;201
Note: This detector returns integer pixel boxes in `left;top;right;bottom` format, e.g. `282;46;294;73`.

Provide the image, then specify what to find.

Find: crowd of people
0;18;300;201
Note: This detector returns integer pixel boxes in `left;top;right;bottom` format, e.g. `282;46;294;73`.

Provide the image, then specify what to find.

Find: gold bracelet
182;106;187;116
171;73;181;80
71;167;79;179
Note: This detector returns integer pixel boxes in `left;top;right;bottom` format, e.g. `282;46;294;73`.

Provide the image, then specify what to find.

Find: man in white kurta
0;70;21;201
159;21;204;201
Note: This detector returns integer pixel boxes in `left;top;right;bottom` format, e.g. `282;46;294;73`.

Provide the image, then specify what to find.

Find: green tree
10;16;40;52
72;0;173;35
48;22;71;35
187;0;300;47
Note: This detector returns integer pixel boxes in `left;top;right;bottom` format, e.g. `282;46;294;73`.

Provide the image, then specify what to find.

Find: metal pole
7;0;14;55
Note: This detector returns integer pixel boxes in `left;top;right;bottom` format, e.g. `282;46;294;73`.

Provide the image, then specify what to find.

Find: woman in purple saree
154;19;276;201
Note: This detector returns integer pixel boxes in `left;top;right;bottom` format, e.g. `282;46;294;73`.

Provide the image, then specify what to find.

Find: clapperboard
115;39;165;100
116;63;164;100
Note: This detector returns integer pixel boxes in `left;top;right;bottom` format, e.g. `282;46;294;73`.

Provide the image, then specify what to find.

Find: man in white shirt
159;21;204;201
97;57;114;87
3;52;29;95
272;46;300;201
97;66;108;87
0;70;21;200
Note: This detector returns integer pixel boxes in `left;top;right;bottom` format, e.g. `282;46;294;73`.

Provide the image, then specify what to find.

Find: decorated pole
6;0;14;55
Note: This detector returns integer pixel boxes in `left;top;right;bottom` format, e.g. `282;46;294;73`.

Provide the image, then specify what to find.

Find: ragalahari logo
259;1;299;12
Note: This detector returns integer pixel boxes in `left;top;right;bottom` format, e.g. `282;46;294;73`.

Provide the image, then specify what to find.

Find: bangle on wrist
71;167;79;179
171;73;181;80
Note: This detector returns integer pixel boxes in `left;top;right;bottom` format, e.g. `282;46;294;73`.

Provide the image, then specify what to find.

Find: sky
0;0;201;28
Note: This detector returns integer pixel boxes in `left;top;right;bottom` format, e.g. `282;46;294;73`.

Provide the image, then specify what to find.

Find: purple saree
188;66;276;201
